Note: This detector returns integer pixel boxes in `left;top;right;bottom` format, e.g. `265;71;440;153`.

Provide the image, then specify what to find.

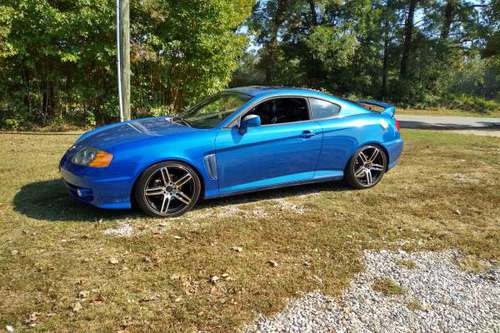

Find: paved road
397;115;500;129
397;115;500;137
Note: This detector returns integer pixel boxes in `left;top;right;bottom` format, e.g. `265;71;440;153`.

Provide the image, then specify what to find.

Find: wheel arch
344;141;391;172
130;158;206;207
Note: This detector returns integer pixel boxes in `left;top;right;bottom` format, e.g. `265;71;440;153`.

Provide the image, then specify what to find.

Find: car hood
75;117;197;150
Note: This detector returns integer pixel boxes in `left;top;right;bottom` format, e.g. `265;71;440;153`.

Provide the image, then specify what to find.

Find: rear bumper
385;138;404;170
60;162;133;209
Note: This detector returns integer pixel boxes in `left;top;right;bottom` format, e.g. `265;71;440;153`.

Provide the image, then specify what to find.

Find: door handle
301;130;316;138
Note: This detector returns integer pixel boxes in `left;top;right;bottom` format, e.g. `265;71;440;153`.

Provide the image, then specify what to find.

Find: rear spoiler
357;100;396;118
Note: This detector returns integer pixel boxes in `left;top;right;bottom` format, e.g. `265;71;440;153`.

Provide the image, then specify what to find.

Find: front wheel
345;145;387;189
135;161;201;217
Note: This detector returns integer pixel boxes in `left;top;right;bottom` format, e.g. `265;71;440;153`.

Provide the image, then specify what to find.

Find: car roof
225;86;369;113
225;86;332;98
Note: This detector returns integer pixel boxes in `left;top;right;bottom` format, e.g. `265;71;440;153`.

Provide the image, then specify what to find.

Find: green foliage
0;0;253;128
0;0;498;129
305;26;359;72
235;0;499;113
449;55;500;99
0;5;16;58
2;118;20;130
138;0;253;111
0;0;117;127
445;95;500;113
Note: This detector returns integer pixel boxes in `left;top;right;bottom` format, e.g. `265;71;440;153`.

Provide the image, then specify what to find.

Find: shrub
445;95;500;113
2;118;20;130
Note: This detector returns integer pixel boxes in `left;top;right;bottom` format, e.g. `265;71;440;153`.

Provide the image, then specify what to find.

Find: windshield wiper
171;116;192;127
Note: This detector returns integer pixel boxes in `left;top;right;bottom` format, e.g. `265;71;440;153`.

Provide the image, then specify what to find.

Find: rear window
309;98;341;119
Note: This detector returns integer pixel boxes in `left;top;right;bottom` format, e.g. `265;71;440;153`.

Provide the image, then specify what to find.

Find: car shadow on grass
13;179;139;222
198;180;346;210
13;178;348;222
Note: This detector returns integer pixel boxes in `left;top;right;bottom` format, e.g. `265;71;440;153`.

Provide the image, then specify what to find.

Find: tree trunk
42;80;56;121
399;0;418;80
381;19;389;97
265;42;277;84
308;0;317;26
265;0;288;84
22;69;32;114
440;0;455;40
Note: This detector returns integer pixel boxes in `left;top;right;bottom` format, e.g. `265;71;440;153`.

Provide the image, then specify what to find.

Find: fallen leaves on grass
231;246;243;252
1;130;499;332
109;257;119;265
71;302;83;313
268;260;279;268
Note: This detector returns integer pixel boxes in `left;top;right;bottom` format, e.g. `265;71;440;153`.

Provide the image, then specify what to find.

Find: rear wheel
135;161;201;217
345;145;387;189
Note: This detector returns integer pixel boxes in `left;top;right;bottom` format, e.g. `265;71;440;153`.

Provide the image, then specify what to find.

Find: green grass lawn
0;130;499;332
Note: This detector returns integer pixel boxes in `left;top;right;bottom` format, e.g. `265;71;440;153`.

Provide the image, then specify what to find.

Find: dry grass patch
371;277;406;296
0;129;499;332
396;259;417;269
455;254;493;273
406;299;426;312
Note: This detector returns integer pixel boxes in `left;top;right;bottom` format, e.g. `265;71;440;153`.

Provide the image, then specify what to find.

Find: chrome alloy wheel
143;165;196;215
352;146;386;187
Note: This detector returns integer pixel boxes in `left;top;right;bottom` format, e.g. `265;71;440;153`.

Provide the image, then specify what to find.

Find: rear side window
309;98;340;119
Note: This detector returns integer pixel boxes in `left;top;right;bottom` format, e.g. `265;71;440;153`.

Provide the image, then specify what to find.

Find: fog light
76;188;93;198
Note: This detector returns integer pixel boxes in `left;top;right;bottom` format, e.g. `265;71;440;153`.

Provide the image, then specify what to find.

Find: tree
249;0;295;84
1;0;499;129
440;0;457;40
0;0;117;124
400;0;419;80
135;0;253;111
0;0;254;127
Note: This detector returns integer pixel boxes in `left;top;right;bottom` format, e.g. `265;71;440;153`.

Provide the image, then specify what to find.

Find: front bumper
60;156;133;209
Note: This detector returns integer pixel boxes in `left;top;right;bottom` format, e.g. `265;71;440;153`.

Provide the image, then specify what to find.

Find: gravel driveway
245;250;499;333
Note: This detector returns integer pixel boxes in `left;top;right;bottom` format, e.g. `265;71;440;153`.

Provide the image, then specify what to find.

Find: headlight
71;147;113;168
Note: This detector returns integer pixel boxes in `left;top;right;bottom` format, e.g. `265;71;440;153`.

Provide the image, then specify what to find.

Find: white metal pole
116;0;124;122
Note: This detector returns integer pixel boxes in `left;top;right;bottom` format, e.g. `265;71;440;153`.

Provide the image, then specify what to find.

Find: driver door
214;97;323;195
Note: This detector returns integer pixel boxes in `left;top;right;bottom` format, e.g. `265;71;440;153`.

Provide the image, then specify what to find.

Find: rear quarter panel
315;112;401;173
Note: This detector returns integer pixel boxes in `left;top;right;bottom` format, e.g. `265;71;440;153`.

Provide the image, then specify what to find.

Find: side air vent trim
203;154;218;180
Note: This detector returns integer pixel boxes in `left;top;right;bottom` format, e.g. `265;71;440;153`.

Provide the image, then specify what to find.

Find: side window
246;98;310;125
309;98;340;119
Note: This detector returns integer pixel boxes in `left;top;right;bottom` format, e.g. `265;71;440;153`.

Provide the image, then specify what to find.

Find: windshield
182;93;251;128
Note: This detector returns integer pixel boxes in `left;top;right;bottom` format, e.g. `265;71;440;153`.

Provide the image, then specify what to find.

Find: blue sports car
60;86;403;217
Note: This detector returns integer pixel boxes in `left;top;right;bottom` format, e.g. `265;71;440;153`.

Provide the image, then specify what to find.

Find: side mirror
239;114;261;134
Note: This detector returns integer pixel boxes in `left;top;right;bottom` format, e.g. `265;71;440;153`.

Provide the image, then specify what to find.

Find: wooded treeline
0;0;254;127
0;0;498;129
234;0;499;108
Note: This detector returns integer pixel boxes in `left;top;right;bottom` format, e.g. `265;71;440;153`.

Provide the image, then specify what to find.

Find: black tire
134;161;201;217
345;144;387;189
